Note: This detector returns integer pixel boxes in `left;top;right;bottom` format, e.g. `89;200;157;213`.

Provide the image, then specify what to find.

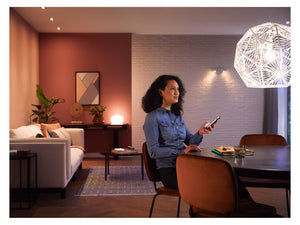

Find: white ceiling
13;7;290;35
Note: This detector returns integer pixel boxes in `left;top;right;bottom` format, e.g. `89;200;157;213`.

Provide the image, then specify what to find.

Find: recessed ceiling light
56;27;61;31
50;18;54;22
41;7;46;10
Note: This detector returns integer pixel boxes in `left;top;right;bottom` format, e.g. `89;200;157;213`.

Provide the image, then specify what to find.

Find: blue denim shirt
143;107;203;169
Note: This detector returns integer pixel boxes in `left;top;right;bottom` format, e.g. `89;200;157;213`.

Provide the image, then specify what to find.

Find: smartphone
205;116;220;129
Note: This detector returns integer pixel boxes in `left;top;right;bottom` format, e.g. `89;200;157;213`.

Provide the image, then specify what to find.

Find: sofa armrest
64;128;84;148
10;138;71;188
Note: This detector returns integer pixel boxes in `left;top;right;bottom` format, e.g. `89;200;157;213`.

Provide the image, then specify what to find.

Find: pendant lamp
234;22;291;88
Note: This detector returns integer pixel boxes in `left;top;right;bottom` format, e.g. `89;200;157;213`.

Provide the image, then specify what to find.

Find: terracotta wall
9;8;39;129
39;33;132;151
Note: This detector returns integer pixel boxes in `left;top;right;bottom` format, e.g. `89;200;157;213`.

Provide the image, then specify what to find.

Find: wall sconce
110;115;124;125
212;67;226;75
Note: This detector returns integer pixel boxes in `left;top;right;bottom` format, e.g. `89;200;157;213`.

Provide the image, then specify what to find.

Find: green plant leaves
89;105;106;116
36;84;50;109
31;84;65;123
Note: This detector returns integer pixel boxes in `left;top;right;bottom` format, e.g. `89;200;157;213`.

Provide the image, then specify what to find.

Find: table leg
27;158;31;208
104;154;108;180
34;155;38;205
19;160;22;187
108;154;110;174
19;159;22;208
141;154;144;180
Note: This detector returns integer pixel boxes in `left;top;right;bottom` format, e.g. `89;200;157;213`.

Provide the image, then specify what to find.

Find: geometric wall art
75;71;100;105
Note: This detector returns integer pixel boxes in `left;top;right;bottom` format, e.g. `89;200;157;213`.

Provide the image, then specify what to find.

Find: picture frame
75;71;100;105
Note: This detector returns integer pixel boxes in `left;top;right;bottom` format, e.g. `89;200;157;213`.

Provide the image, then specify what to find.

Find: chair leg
177;197;181;217
286;188;290;217
189;206;195;217
149;194;159;217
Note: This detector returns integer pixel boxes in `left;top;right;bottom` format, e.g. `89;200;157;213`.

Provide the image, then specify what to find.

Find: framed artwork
75;71;100;105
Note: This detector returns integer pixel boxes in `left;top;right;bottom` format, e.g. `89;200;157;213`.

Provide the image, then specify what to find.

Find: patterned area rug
77;166;162;196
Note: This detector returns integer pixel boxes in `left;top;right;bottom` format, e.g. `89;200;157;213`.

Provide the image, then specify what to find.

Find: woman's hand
198;121;217;136
184;144;201;154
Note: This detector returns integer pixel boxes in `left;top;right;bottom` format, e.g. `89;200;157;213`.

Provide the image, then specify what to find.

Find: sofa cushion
48;127;72;142
41;123;61;137
10;124;43;138
48;130;60;138
59;128;71;139
54;127;70;138
70;147;85;175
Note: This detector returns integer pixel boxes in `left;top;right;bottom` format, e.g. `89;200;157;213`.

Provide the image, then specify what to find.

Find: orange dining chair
240;134;287;146
142;142;181;217
239;134;290;216
176;154;279;217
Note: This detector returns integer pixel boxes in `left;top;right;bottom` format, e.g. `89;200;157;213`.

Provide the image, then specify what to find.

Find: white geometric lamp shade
234;22;291;88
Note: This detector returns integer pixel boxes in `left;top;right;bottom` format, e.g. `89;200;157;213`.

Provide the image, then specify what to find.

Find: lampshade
234;22;291;88
110;115;124;125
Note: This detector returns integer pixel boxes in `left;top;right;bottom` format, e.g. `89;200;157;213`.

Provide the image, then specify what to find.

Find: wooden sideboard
62;124;128;154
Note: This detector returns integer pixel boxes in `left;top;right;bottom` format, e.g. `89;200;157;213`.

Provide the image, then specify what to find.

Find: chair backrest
176;154;238;215
142;142;160;182
240;134;287;146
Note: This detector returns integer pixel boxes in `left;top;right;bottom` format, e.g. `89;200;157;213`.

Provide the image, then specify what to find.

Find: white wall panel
132;35;264;149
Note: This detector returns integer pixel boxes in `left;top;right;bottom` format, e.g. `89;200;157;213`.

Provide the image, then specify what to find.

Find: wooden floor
10;155;289;218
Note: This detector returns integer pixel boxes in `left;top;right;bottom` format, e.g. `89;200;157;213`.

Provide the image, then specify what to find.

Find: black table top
189;145;290;179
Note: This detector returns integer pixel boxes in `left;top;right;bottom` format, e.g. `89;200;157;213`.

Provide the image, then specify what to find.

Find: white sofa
10;124;85;198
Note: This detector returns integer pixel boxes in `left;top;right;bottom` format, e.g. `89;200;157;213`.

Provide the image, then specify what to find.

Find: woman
142;75;215;189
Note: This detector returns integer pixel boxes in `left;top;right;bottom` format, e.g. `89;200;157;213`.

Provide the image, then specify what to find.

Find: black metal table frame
10;152;38;209
104;152;144;181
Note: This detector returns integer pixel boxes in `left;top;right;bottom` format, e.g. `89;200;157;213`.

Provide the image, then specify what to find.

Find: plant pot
92;114;104;125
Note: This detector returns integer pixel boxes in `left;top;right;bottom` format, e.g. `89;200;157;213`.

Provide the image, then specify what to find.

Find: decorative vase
93;114;103;125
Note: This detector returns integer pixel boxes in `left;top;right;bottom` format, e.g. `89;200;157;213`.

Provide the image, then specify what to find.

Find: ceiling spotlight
50;18;54;22
41;7;46;9
56;27;61;31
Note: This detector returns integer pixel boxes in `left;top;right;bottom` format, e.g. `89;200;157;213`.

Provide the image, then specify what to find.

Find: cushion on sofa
41;123;61;137
48;127;71;140
10;124;43;138
47;130;60;138
70;147;85;175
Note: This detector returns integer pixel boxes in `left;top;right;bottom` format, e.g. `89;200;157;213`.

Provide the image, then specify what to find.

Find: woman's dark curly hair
142;75;186;116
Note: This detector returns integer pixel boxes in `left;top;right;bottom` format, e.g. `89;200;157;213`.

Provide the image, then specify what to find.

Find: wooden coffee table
103;149;144;181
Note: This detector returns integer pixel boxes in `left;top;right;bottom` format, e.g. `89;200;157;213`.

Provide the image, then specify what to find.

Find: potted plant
90;105;106;124
31;84;65;123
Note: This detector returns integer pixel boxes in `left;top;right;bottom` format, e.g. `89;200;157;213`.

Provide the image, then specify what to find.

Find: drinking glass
234;145;246;157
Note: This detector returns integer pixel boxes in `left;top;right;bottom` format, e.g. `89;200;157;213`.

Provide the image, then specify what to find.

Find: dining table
188;145;291;217
189;145;290;180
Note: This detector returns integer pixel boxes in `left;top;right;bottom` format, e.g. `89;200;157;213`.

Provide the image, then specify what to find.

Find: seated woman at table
142;75;215;189
142;75;251;199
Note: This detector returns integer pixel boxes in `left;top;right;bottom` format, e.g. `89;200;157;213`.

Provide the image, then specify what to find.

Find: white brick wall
132;35;264;149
